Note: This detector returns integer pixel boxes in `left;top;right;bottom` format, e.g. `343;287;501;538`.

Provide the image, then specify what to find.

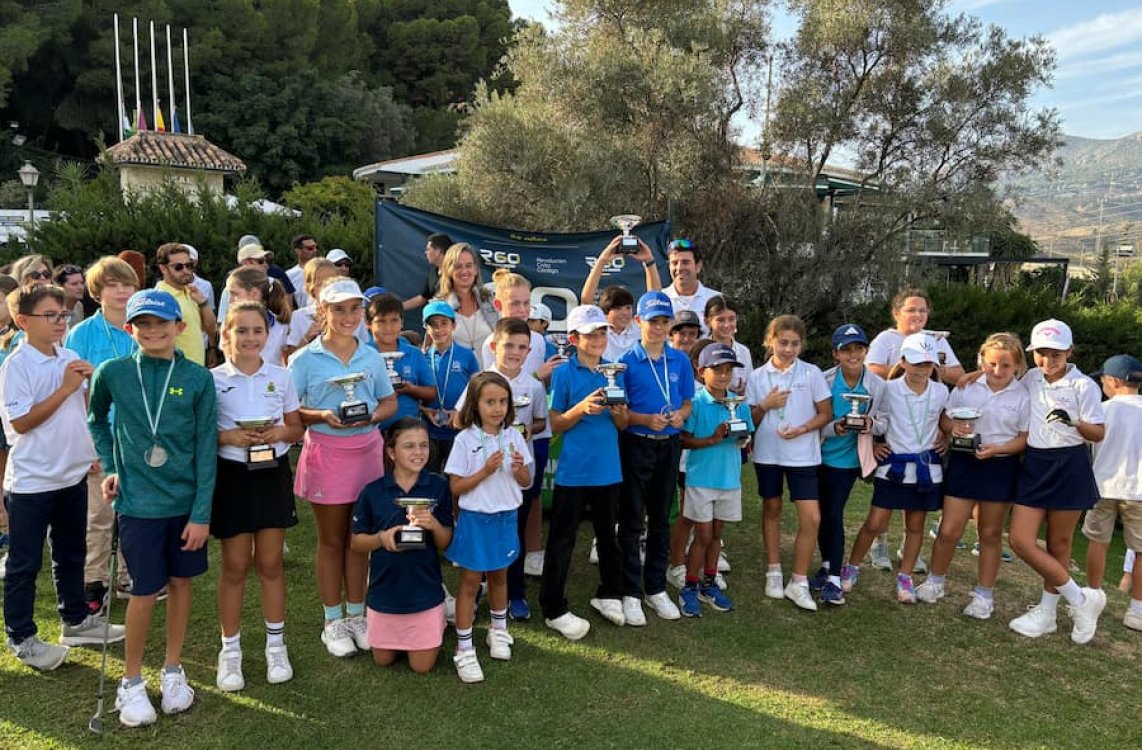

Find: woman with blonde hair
435;243;496;351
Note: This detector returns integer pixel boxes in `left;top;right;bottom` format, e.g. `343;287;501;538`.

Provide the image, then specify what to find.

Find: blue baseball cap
422;299;456;323
126;289;181;323
698;343;743;369
832;323;869;350
1091;354;1142;383
636;291;674;320
363;285;387;300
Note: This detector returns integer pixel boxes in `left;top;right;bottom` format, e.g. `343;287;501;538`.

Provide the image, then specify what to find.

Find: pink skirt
367;603;446;651
294;429;384;505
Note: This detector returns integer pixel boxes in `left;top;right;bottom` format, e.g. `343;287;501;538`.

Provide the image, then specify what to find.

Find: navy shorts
118;514;208;595
871;479;942;512
754;463;819;501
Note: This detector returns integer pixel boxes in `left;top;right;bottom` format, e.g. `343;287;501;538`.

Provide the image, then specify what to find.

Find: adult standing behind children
661;239;720;337
154;243;216;366
286;235;319;309
402;233;452;312
434;243;497;352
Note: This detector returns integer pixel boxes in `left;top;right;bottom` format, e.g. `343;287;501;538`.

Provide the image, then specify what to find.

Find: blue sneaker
699;583;734;612
809;567;829;592
840;564;859;593
820;581;846;606
678;584;702;617
508;598;531;621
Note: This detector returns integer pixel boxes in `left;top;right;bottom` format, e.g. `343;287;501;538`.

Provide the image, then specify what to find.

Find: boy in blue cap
88;289;217;727
421;299;480;473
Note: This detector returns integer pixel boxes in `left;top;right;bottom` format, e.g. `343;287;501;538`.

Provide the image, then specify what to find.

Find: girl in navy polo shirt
351;418;453;673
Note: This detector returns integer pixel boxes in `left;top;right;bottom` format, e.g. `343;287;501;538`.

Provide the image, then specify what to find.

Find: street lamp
17;161;40;232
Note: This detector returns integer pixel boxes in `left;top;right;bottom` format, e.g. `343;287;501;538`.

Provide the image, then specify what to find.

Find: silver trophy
394;497;437;551
597;362;628;405
548;333;570;359
610;214;642;254
722;394;750;439
379;351;405;388
923;330;950;366
236;416;277;470
840;393;872;432
328;373;370;424
512;394;531;436
947;407;982;453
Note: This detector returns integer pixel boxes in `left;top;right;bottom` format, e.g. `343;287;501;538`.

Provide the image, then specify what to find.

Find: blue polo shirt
351;470;453;614
550;354;623;486
288;337;394;436
620;342;694;436
424;342;481;440
682;388;754;490
64;310;138;367
377;338;434;430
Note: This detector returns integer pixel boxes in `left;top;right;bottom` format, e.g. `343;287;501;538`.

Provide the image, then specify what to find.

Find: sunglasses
26;270;51;281
165;262;196;272
248;257;268;265
334;260;352;268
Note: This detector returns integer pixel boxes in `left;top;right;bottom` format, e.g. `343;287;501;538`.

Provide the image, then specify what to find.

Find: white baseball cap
566;305;609;334
900;332;940;365
319;278;366;304
528;302;552;324
1026;319;1073;351
326;248;351;265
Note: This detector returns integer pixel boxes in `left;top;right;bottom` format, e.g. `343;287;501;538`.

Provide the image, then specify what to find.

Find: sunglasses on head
58;265;83;276
166;261;196;272
668;239;694;251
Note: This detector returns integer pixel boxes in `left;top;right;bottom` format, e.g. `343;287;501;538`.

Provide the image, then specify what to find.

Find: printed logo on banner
585;255;626;276
478;248;522;270
535;257;566;276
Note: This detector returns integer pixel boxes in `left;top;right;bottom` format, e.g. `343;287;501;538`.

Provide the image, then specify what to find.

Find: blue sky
508;0;1142;142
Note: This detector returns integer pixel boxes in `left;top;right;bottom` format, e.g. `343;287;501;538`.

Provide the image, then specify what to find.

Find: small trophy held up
328;373;370;424
380;351;405;388
840;393;872;432
923;330;950;366
597;363;628;405
610;215;643;254
394;498;437;551
548;333;570;359
722;394;750;439
947;407;983;453
512;394;531;436
236;416;276;470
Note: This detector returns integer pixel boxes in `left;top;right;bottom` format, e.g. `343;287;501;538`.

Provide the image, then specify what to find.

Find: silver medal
145;444;168;468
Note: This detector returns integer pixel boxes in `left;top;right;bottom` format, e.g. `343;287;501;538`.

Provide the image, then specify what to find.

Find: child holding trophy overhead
288;279;397;660
211;301;304;692
351;418;453;674
916;333;1029;619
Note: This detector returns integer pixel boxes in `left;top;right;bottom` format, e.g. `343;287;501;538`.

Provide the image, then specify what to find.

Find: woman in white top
435;243;497;352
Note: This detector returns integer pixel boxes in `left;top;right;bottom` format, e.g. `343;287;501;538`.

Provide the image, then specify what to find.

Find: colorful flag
123;114;134;138
156;103;166;132
137;108;148;132
171;106;181;134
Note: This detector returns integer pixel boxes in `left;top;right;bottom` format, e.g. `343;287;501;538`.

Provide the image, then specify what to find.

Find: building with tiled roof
103;131;246;197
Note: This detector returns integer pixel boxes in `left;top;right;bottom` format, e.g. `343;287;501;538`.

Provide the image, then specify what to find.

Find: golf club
89;517;120;735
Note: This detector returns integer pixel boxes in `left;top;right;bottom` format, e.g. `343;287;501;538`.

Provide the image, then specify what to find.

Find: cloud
1057;49;1142;79
948;0;1006;11
1049;9;1142;60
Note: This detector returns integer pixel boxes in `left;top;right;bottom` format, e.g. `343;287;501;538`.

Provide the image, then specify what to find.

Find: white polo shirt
286;264;310;309
1024;365;1105;449
481;329;548;380
868;328;961;370
746;358;831;466
605;324;641;362
212;360;300;463
444;425;532;513
0;343;96;493
286;304;368;348
945;377;1030;449
1092;395;1142;502
872;377;949;484
663;282;720;336
455;365;549;452
262;316;291;367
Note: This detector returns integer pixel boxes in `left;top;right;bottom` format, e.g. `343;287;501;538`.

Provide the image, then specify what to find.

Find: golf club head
88;713;103;734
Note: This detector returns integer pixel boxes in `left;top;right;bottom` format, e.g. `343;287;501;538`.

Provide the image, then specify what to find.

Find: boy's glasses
24;312;71;324
165;262;196;272
25;270;51;280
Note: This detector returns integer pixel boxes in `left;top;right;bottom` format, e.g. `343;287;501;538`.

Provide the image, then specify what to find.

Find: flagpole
133;17;142;130
114;13;125;141
183;28;193;135
149;21;159;128
166;25;177;133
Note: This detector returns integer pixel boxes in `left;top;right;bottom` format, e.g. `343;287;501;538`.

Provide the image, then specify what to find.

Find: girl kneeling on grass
916;333;1029;619
445;371;532;683
212;302;305;692
351;418;453;673
843;332;948;603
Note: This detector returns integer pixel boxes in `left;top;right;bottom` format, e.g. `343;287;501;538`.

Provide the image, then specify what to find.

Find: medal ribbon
136;355;176;446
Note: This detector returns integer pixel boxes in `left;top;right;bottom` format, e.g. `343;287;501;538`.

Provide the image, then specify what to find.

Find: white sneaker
265;644;293;684
486;628;514;660
344;614;370;651
588;538;598;564
116;679;157;727
215;648;245;692
443;585;456;625
321;619;357;657
622;596;647;627
546;611;592;639
896;547;928;574
765;570;784;599
962;592;994;620
915;580;946;604
453;649;483;683
717;549;731;573
1124;610;1142;631
666;564;686;590
159;666;195;715
9;635;69;671
1068;587;1106;645
784;581;818;611
0;553;6;580
589;598;625;626
524;550;545;577
714;572;728;590
869;536;892;570
1009;603;1058;638
644;591;681;620
60;613;126;646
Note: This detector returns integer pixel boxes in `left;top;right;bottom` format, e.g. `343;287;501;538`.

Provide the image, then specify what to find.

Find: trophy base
246;444;277;471
603;387;627;406
726;421;750;439
842;416;868;432
394;526;427;551
339;402;371;425
950;435;981;453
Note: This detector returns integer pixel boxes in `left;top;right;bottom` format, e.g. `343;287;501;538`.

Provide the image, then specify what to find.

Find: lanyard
136;356;176;442
430;344;455;407
644;345;673;413
477;428;511;467
902;380;932;448
100;314;122;359
766;360;799;420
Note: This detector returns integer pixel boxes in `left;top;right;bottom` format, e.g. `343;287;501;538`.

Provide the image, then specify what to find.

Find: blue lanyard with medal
647;345;674;424
429;344;454;427
136;356;176;468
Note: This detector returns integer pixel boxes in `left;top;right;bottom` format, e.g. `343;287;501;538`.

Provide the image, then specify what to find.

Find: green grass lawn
1;468;1138;750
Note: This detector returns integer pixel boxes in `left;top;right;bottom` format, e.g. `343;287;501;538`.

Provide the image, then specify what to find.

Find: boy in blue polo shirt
421;299;480;473
618;291;694;626
678;343;753;616
88;289;217;728
365;292;434;430
540;305;629;638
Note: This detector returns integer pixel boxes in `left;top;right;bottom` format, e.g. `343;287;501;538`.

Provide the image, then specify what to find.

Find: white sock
767;564;781;574
1039;590;1061;612
221;633;241;653
1056;579;1084;607
828;575;841;587
265;620;285;648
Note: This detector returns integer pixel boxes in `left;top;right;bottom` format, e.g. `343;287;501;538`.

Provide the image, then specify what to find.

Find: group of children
2;244;1139;725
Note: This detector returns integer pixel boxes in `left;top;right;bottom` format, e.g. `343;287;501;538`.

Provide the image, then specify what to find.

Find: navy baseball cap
126;289;181;323
1091;354;1142;383
698;343;743;369
832;323;869;350
671;310;701;332
636;291;674;320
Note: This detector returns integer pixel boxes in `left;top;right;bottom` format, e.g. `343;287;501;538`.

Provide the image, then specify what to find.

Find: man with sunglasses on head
661;238;720;338
286;235;319;309
155;242;215;365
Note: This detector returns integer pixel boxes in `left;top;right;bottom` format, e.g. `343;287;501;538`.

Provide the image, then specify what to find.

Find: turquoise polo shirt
550;354;623;486
424;342;481;440
378;337;435;430
288;337;395;436
64;310;138;367
682;388;754;490
620;342;694;437
821;369;869;470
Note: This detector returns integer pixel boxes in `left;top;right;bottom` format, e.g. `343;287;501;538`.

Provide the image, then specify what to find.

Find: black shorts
754;463;819;501
118;514;208;595
211;455;298;539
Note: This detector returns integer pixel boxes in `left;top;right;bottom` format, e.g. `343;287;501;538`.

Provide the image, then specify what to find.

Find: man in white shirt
661;239;720;337
184;245;215;313
286;234;319;309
